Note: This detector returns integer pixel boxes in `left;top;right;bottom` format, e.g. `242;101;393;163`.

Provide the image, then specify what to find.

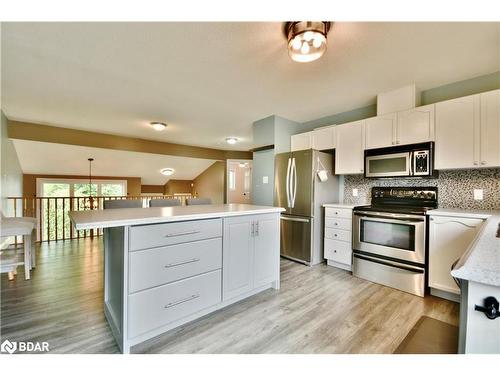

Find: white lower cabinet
324;205;353;271
429;215;484;297
223;213;280;301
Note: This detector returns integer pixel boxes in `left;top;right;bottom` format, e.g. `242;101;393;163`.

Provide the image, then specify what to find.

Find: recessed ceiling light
160;168;175;176
226;137;238;145
150;122;167;131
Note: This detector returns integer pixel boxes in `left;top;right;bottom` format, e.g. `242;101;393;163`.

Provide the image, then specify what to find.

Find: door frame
226;159;253;204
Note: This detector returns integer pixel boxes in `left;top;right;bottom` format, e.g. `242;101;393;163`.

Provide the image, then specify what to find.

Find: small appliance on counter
352;186;438;297
364;142;435;178
274;149;339;266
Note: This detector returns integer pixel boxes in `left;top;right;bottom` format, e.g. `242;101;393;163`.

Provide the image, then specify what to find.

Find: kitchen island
70;204;284;353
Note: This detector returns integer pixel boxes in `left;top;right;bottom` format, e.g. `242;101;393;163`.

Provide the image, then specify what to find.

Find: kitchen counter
69;203;285;230
428;209;500;286
69;203;283;354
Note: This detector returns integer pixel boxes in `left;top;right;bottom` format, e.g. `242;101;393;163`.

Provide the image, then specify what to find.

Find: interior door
227;160;253;204
290;149;313;217
274;152;292;214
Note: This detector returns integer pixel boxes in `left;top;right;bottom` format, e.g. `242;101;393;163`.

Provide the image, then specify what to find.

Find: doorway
226;160;252;204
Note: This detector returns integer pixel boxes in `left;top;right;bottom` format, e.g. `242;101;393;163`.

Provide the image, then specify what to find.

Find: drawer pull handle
165;230;201;238
334;234;338;237
334;222;338;226
164;294;200;309
164;258;200;268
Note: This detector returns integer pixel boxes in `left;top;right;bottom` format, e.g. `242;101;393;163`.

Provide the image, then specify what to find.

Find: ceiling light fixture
150;122;167;131
226;137;238;145
160;168;175;176
284;22;332;63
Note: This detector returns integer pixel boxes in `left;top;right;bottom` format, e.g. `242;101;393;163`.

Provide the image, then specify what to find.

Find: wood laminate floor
0;238;459;354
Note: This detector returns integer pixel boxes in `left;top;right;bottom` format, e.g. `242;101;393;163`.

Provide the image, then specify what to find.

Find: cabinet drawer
129;218;222;251
129;238;222;293
324;239;352;265
128;270;221;338
325;217;352;231
325;207;352;219
325;228;352;243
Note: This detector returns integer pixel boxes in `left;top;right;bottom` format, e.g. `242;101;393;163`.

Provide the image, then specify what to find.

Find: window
38;178;127;198
228;170;236;191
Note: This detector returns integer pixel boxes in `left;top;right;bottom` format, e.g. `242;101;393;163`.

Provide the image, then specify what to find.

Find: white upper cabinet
365;113;397;149
291;131;313;152
335;120;365;175
479;89;500;167
312;125;336;151
396;104;435;145
435;89;499;169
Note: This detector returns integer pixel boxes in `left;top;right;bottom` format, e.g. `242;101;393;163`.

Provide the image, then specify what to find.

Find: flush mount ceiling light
150;122;167;131
284;21;332;63
225;137;238;145
160;168;175;176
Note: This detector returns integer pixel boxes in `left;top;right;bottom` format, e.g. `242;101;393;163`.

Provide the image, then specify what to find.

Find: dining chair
186;198;212;205
149;198;181;207
103;199;143;209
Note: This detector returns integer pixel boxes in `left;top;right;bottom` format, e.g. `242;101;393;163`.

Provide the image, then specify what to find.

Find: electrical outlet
262;176;269;184
473;189;483;200
352;188;359;197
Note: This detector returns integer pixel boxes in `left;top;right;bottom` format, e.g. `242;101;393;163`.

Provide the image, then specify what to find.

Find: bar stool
186;198;212;205
149;198;181;207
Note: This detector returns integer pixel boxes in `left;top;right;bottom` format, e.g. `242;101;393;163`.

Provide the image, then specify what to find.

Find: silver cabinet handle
164;294;200;309
251;222;255;236
255;221;259;236
164;258;200;268
165;230;200;238
481;161;486;165
474;161;479;165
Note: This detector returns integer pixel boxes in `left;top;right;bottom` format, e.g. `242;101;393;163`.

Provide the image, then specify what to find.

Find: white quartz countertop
70;204;285;230
428;209;500;286
323;203;359;209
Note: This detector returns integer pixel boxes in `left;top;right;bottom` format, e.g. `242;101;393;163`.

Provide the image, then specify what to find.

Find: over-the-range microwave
364;142;435;178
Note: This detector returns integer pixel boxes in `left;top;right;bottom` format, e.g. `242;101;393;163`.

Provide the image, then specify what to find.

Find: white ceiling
2;22;499;151
13;139;216;184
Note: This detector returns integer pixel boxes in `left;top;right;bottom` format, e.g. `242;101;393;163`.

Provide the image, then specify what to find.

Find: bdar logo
1;339;17;354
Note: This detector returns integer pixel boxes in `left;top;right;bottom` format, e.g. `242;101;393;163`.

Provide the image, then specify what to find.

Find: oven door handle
354;211;425;223
354;254;424;274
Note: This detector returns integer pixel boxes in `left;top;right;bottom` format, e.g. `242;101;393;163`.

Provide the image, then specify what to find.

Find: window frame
36;178;128;198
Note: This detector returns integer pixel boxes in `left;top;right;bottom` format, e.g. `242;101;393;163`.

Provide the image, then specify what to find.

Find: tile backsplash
343;168;500;210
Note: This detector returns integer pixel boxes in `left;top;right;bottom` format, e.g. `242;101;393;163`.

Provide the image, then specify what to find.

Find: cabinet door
365;113;397;149
429;216;484;294
253;214;279;288
435;94;480;169
312;126;336;150
291;132;313;152
335;120;365;175
223;216;254;301
397;104;435;145
479;89;500;167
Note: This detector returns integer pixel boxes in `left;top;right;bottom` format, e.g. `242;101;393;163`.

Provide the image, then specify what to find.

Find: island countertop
428;208;500;287
69;204;285;231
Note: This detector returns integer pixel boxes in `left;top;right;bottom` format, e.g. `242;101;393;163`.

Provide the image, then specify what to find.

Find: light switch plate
262;176;269;184
473;189;483;200
352;188;358;197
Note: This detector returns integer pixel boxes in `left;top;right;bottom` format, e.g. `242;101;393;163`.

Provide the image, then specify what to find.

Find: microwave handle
410;151;414;176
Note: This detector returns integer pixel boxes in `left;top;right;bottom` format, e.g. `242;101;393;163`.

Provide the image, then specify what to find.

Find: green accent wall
300;71;500;131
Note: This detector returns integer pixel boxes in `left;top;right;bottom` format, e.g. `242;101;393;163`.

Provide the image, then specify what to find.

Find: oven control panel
372;187;437;201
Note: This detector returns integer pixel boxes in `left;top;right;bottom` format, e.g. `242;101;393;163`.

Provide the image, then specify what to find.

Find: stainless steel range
352;186;438;297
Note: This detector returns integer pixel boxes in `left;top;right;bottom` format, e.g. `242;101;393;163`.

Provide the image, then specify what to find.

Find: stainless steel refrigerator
274;149;339;265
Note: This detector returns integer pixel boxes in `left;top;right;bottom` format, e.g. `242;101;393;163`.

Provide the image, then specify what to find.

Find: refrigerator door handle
291;158;297;208
286;157;292;208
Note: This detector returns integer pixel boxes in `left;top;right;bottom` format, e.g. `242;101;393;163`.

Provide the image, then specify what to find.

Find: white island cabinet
70;204;283;354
